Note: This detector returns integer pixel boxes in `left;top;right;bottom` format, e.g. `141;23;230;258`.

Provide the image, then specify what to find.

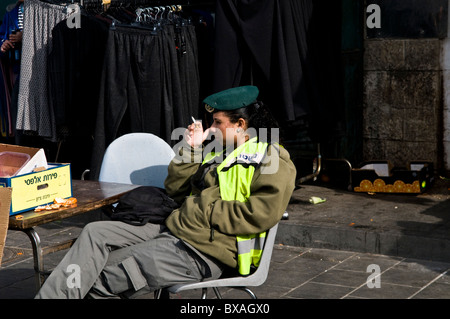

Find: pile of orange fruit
34;197;77;211
354;179;421;193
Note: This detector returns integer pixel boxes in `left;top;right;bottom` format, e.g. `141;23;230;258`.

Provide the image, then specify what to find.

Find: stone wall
442;31;450;174
363;39;442;169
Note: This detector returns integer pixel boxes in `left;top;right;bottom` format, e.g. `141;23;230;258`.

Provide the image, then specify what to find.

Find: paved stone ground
163;245;450;299
1;180;450;299
1;234;449;299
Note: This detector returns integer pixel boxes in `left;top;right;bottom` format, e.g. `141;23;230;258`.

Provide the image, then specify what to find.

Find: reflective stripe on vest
236;232;266;275
203;137;269;275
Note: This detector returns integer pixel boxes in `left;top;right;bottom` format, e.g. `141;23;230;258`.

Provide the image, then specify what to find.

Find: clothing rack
39;0;214;15
48;0;215;26
7;0;215;177
41;0;214;5
135;5;182;23
81;0;215;9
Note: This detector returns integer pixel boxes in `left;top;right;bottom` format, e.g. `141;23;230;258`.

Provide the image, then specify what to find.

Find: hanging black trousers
47;15;109;177
91;26;163;180
90;24;200;180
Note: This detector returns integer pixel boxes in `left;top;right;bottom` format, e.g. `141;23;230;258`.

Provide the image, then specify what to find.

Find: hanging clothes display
16;0;68;141
49;15;109;138
47;13;110;176
213;0;344;143
0;0;220;179
3;0;207;178
86;4;201;180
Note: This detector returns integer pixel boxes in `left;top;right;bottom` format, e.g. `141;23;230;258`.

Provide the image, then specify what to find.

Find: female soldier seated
35;86;296;299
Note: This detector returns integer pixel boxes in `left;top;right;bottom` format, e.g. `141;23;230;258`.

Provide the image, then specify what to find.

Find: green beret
203;86;259;113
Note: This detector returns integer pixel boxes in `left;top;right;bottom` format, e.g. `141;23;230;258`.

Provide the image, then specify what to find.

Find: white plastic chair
155;223;279;299
98;133;175;187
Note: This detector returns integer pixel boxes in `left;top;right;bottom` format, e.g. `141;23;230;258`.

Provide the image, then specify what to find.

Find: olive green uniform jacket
164;142;296;269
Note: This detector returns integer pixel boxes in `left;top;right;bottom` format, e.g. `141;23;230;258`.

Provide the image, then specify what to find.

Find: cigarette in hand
191;116;201;129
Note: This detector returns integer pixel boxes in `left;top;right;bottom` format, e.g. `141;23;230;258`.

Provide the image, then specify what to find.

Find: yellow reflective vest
203;137;269;275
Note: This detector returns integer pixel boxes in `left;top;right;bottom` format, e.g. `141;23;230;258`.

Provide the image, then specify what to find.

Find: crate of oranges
352;161;434;194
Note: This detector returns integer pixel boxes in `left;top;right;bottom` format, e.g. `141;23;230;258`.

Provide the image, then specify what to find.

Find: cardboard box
0;163;72;215
352;161;434;194
0;143;71;215
0;187;12;266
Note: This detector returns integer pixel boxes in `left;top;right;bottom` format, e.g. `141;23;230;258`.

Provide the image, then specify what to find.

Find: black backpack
109;186;179;226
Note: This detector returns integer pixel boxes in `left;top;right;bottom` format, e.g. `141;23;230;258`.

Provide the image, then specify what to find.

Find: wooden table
8;179;139;290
